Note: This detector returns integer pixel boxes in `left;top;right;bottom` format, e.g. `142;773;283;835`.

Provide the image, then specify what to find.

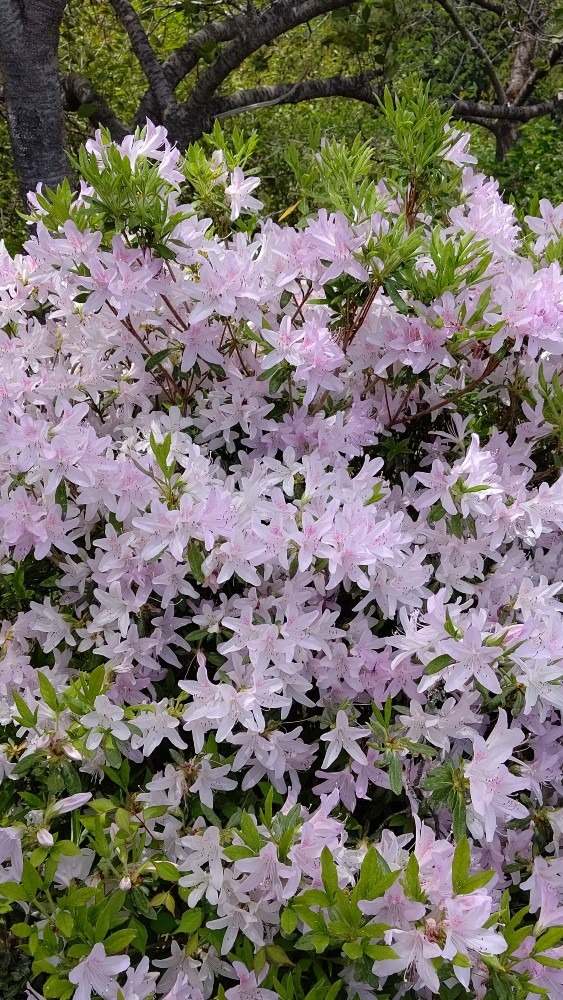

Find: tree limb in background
450;95;563;122
62;73;128;142
512;40;563;106
133;13;246;128
179;0;360;131
436;0;507;104
107;0;176;116
213;74;381;119
469;0;504;15
504;0;546;102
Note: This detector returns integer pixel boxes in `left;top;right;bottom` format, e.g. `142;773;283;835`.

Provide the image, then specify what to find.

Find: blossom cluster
0;94;563;1000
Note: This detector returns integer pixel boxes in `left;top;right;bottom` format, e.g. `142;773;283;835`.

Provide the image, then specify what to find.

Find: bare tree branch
108;0;175;115
62;72;128;141
133;13;246;127
437;0;507;104
458;115;499;132
213;73;381;119
469;0;504;14
512;40;563;105
503;2;545;103
181;0;358;125
449;94;563;122
164;13;246;89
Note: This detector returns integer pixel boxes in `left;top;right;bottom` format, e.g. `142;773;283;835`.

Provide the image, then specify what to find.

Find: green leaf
153;860;179;882
88;664;106;701
130;917;148;955
269;364;291;393
43;978;73;999
297;889;329;907
66;886;97;908
143;805;169;819
534;954;563;968
402;853;426;903
149;431;172;477
460;871;494;893
444;611;461;638
12;691;38;728
342;941;363;959
388;753;403;795
280;907;298;934
240;813;261;853
452;836;471;894
320;846;339;899
324;984;343;1000
223;845;256;861
353;846;398;903
187;541;205;584
146;348;172;372
22;860;43;896
177;909;203;934
55;910;74;937
452;795;467;841
130;886;156;919
491;973;512;1000
91;816;111;858
55;480;68;516
363;943;399;961
265;944;294;967
383;280;409;314
294;931;330;953
0;882;28;901
253;947;267;976
534;927;563;953
452;952;471;968
423;653;455;676
104;928;139;953
11;921;32;937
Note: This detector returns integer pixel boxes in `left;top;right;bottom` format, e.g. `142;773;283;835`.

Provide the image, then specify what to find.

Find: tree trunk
164;105;211;152
0;0;70;202
494;122;517;161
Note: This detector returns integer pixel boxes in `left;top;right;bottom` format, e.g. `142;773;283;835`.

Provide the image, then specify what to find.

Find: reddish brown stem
385;352;505;428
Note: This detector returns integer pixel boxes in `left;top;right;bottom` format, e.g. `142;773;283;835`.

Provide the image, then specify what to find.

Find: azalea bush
1;85;563;1000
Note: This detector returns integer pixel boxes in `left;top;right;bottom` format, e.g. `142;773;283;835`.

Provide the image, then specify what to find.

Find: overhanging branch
469;0;504;14
108;0;175;115
437;0;506;105
512;40;563;106
213;74;381;119
181;0;358;123
62;73;128;141
449;95;563;122
132;13;246;127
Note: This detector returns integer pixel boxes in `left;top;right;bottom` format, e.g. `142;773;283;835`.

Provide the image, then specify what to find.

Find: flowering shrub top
1;89;563;1000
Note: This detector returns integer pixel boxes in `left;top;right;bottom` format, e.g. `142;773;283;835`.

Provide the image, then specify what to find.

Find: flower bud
36;828;54;847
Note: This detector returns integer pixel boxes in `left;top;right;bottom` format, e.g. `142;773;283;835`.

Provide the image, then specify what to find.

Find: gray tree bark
0;0;70;201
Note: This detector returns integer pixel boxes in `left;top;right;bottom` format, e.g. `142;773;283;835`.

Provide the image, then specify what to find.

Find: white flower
190;757;237;809
320;710;371;768
68;942;130;1000
48;792;92;817
54;848;95;888
225;168;263;221
130;699;187;756
0;827;23;883
80;695;130;750
36;828;54;847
